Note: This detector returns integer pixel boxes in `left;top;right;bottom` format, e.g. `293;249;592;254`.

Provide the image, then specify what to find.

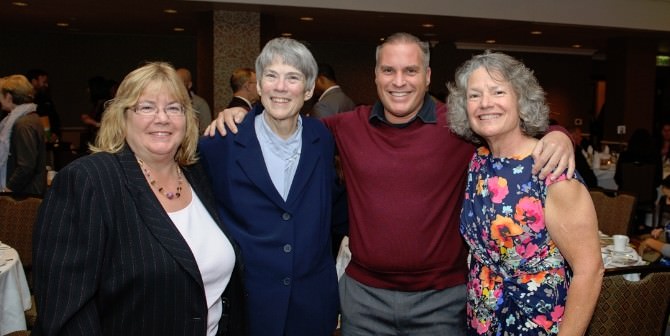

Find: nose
391;72;405;87
480;93;492;108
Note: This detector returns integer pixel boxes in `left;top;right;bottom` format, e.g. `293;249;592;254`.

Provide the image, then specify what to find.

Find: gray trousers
339;273;467;336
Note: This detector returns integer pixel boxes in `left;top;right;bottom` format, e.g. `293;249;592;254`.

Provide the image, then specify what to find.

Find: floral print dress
461;147;580;335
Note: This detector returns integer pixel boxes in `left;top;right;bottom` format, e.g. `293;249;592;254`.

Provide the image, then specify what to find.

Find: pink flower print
514;196;544;232
488;176;509;203
551;305;565;322
533;315;554;330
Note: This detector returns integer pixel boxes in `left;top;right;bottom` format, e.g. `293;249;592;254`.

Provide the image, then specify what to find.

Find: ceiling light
455;42;597;56
485;39;497;44
56;22;69;27
173;27;185;32
164;9;178;14
422;23;434;28
281;32;293;37
530;31;543;35
299;17;314;21
11;1;28;6
571;44;582;48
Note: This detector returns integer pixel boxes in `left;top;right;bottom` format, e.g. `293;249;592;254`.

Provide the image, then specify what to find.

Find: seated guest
0;74;46;195
33;62;246;336
569;126;598;188
639;176;670;264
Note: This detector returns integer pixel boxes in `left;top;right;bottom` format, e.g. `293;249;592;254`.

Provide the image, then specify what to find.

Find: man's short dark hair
26;69;48;81
318;63;336;82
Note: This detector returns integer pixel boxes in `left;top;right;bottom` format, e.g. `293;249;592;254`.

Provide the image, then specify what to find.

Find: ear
304;86;314;101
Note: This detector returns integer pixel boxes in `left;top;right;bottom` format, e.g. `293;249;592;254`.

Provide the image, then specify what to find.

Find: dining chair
0;192;43;282
589;190;636;236
586;265;670;336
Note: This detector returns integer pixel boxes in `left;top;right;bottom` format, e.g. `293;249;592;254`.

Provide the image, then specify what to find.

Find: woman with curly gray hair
447;51;603;336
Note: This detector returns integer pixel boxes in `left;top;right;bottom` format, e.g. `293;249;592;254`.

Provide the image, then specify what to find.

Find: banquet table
599;233;646;281
0;243;32;335
594;165;618;190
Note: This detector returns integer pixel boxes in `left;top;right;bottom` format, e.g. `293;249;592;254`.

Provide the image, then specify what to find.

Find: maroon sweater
323;96;473;291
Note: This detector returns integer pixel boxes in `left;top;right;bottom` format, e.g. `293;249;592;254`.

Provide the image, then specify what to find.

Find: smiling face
466;67;522;144
258;60;312;125
375;41;431;124
125;81;186;163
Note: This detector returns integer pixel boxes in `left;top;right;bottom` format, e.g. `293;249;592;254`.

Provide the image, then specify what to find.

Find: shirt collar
318;85;340;101
368;93;437;127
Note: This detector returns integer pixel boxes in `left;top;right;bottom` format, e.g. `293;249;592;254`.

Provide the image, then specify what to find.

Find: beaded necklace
137;158;183;200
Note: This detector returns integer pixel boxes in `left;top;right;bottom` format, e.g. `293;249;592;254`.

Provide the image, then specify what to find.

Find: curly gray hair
446;50;549;144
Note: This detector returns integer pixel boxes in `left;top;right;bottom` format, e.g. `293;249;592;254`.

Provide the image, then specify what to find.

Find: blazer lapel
234;112;288;208
116;147;204;289
285;122;321;208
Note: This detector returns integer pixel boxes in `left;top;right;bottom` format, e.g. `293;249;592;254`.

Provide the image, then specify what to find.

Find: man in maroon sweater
208;32;574;335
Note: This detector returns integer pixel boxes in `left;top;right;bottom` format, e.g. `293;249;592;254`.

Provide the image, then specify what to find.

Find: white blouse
169;188;235;336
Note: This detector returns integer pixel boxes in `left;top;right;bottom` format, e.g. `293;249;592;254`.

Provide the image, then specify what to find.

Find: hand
651;228;663;239
203;107;248;137
532;130;575;180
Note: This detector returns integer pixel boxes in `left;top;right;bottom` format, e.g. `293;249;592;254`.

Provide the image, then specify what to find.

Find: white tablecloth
594;166;618;190
0;244;32;335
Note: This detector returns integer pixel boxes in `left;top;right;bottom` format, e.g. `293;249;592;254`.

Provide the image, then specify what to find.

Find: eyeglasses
129;103;185;117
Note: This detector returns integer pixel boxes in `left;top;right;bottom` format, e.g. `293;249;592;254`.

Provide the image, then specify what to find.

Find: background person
226;67;258;111
176;67;212;134
309;63;355;119
207;32;575;335
447;50;603;335
26;68;60;142
0;74;46;195
33;62;245;336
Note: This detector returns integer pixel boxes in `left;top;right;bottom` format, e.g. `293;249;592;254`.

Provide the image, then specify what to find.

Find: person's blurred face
246;72;259;102
466;67;521;144
258;61;312;125
0;92;13;111
375;41;431;124
31;75;48;91
125;81;186;162
662;124;670;141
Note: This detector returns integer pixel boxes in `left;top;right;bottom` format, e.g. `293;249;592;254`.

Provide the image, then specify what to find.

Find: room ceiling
2;0;670;57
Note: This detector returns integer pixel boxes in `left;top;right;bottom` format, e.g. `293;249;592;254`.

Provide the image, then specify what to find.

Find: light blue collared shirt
255;112;302;201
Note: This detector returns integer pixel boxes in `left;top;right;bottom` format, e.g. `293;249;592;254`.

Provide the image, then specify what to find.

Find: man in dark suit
309;63;355;119
226;67;258;111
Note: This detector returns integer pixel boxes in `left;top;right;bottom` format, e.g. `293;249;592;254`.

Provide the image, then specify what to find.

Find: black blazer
32;146;246;336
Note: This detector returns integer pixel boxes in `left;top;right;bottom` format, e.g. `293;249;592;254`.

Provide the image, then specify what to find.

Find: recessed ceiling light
173;27;185;32
11;1;28;6
164;9;178;14
281;32;293;37
571;44;582;48
485;39;497;44
299;17;314;21
422;23;434;28
56;22;69;27
530;31;543;35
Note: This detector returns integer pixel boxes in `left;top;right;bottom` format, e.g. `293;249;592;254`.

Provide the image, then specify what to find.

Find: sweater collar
368;93;436;127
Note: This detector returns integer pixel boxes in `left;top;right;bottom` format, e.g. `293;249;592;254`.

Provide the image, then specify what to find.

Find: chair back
589;190;636;236
586;265;670;336
0;192;43;272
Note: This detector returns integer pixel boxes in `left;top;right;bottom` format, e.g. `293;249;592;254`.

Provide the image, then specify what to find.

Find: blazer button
283;277;291;286
283;244;292;253
282;212;291;220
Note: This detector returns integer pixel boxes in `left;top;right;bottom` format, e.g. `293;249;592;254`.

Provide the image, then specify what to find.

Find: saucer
604;245;635;254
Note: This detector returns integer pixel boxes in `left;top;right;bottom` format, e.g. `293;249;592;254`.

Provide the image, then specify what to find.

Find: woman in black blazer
33;62;246;336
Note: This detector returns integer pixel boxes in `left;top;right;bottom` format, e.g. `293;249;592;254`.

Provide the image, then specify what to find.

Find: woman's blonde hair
89;62;199;165
0;75;34;105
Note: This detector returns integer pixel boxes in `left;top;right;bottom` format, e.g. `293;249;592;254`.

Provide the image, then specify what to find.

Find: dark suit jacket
311;86;355;119
226;96;252;111
198;108;344;336
32;146;246;336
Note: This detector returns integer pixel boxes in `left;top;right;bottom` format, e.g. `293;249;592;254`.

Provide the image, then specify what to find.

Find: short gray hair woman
447;50;549;143
255;37;318;91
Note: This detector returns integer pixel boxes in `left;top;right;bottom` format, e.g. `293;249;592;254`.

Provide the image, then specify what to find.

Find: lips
478;113;501;120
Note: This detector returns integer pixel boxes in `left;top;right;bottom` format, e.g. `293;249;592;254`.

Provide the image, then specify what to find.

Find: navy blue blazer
198;108;344;336
33;146;246;336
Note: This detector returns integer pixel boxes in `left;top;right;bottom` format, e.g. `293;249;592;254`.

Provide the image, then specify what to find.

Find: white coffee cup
613;234;629;252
